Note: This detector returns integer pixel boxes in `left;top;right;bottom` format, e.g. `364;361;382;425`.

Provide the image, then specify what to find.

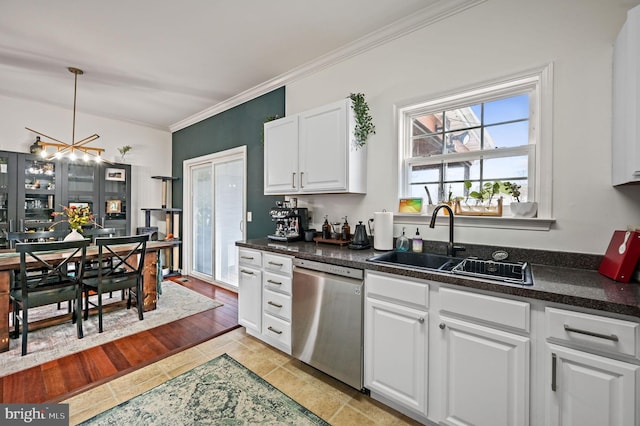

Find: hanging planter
349;93;376;149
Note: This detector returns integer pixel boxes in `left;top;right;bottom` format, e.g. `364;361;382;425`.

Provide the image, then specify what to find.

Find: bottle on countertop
322;215;332;239
396;227;410;252
341;216;351;241
413;228;423;253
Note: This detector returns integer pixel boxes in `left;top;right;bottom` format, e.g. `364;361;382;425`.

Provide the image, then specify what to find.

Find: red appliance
598;230;640;283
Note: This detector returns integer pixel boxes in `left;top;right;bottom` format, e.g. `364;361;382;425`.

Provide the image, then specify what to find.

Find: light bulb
40;149;47;158
69;151;77;161
83;152;90;162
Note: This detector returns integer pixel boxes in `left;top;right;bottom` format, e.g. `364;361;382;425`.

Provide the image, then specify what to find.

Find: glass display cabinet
17;154;61;231
0;152;18;248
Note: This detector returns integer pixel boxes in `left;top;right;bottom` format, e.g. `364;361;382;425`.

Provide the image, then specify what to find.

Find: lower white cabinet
365;298;428;416
238;249;262;334
546;343;639;426
439;316;530;426
365;272;429;419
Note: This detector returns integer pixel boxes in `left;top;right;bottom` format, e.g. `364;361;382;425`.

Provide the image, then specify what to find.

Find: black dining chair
83;227;117;244
83;234;148;333
10;239;90;356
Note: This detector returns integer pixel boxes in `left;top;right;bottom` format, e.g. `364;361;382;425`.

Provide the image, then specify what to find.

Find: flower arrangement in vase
50;205;95;232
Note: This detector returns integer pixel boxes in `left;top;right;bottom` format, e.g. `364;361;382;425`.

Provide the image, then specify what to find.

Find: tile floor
64;327;422;425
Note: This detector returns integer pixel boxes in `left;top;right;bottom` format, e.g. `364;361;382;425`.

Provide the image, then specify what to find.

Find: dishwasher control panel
293;258;364;280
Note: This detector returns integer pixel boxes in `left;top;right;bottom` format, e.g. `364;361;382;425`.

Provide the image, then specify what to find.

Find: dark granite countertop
236;238;640;319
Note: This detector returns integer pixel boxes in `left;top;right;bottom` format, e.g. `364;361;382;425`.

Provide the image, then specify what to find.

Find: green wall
171;87;285;239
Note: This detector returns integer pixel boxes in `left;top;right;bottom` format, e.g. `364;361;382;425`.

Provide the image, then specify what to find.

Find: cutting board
598;230;640;282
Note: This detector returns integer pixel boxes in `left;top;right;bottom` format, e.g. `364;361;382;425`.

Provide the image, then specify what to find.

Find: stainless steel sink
366;252;534;285
366;251;462;272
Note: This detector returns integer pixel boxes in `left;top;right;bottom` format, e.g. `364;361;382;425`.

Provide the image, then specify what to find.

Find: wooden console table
0;239;181;353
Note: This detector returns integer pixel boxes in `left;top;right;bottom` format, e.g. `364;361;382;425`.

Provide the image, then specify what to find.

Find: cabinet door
298;99;348;192
0;152;17;247
547;343;638;426
238;265;262;333
17;154;61;230
264;116;298;194
100;163;130;235
62;161;99;224
439;316;530;426
365;297;428;416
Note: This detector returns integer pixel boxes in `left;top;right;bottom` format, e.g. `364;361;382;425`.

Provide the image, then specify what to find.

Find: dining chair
11;239;90;356
8;229;71;248
83;227;117;244
83;234;149;333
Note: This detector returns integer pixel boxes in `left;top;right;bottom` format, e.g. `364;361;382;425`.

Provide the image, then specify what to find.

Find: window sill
394;213;555;231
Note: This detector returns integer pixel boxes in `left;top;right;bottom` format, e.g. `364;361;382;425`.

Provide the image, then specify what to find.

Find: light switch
247;211;252;222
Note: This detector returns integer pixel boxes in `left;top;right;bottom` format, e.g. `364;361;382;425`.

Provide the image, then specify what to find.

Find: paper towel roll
373;211;394;250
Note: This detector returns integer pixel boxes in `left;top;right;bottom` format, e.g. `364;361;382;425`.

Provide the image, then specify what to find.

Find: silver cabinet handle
418;317;425;324
292;172;296;188
439;322;446;329
268;261;284;267
268;301;283;308
240;269;255;275
563;324;619;342
267;279;282;285
551;353;557;392
267;326;283;335
300;171;304;188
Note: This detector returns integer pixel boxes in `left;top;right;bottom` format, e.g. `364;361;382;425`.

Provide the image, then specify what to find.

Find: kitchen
1;0;640;424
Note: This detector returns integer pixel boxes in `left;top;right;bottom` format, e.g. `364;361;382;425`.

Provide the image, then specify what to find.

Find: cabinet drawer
366;272;429;309
546;307;639;358
239;249;262;268
263;253;293;275
262;313;291;351
440;287;530;333
263;288;292;321
263;271;292;295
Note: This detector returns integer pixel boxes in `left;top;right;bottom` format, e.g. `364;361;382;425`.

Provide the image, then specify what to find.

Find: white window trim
395;64;555;230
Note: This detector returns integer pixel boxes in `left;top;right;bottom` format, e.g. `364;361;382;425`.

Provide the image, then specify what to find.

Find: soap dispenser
396;227;410;252
413;228;423;253
322;215;332;239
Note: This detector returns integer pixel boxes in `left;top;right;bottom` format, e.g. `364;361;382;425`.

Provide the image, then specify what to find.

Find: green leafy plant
349;93;376;148
50;205;95;232
117;145;132;159
503;181;521;202
464;180;504;206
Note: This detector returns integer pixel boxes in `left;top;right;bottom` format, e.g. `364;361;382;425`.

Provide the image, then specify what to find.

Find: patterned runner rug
1;282;222;376
80;353;329;425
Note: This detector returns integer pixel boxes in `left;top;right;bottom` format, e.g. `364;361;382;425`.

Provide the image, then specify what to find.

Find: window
398;66;552;219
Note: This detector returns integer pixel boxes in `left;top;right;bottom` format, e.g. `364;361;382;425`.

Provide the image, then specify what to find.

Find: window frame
397;64;554;226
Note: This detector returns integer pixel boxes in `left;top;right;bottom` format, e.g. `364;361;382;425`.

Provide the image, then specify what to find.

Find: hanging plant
349;93;376;148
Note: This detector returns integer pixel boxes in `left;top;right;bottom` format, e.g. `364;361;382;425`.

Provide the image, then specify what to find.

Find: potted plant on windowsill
504;182;538;217
454;180;503;216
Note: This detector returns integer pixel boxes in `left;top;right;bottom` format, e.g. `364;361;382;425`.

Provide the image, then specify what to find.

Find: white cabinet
612;4;640;185
263;98;367;194
365;272;429;418
238;248;262;333
545;307;640;426
438;287;530;426
439;317;530;426
546;344;638;426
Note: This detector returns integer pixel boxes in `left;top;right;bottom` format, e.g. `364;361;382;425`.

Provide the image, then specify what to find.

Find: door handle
267;279;282;285
268;301;283;308
563;324;619;342
268;261;284;267
292;172;296;188
267;326;283;335
240;269;254;275
300;171;304;188
551;353;557;392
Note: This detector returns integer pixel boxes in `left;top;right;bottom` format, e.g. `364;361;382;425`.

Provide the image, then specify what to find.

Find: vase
64;229;85;241
510;202;538;218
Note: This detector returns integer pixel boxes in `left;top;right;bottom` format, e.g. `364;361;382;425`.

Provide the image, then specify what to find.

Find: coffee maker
267;204;309;242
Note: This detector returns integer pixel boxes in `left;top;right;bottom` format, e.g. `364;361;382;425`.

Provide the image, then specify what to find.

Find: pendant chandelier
26;67;104;162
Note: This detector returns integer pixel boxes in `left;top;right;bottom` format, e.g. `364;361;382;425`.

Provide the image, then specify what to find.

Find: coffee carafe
348;221;371;250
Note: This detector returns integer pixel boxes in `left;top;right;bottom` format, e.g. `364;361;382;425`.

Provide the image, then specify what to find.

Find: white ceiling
0;0;461;132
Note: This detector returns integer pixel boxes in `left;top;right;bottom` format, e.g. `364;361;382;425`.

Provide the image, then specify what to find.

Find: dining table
0;239;181;353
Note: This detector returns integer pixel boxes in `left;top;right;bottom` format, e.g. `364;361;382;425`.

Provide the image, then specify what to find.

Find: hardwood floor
0;276;239;404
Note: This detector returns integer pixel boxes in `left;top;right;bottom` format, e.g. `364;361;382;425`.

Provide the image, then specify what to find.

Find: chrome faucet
429;204;465;257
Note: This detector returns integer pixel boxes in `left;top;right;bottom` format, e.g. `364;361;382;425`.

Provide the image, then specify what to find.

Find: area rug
80;353;329;425
1;282;222;376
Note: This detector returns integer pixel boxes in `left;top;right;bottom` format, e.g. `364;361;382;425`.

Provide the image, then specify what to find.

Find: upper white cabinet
264;98;367;194
612;4;640;185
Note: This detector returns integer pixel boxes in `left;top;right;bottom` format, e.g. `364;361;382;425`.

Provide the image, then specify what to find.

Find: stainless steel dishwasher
292;258;364;391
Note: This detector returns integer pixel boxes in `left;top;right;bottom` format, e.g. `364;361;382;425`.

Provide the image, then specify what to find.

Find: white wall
285;0;640;255
0;94;172;232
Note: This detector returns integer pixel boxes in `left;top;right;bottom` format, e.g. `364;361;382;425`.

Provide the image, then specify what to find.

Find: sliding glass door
184;147;245;288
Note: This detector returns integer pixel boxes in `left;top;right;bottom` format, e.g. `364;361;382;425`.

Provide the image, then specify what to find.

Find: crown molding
170;0;486;132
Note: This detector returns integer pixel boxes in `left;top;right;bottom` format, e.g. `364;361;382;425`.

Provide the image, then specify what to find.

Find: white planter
510;202;538;218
